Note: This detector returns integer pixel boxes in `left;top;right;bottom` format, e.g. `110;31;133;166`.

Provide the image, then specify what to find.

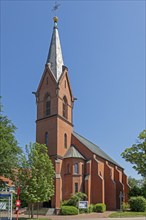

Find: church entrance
43;200;51;208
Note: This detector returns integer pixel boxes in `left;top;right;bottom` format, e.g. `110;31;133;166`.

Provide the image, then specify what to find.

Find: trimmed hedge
60;206;78;215
129;196;146;212
93;203;106;213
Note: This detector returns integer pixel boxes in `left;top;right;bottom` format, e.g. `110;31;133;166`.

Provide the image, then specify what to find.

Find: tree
128;176;146;199
121;130;146;178
17;143;55;218
0;100;22;179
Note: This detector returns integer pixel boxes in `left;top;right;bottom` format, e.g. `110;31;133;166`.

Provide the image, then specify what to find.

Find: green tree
121;130;146;178
0;100;21;179
17;143;55;218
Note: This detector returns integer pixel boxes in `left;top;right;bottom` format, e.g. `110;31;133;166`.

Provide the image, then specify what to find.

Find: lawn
109;211;146;218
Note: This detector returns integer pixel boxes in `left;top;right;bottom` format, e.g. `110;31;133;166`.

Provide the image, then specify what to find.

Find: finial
53;16;58;23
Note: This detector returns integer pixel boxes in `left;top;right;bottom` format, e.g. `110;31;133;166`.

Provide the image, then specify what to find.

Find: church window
45;132;49;146
63;96;68;119
74;163;79;174
74;183;78;193
64;133;67;148
45;95;51;116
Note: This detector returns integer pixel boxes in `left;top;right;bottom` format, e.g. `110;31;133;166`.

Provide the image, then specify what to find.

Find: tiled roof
64;145;85;160
73;131;122;168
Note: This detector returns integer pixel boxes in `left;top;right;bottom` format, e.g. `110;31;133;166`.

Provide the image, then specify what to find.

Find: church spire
46;17;64;81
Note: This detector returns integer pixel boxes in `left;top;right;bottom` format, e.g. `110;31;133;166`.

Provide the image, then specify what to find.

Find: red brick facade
35;20;128;213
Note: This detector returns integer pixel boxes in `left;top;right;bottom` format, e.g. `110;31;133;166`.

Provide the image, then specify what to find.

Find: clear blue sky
1;0;145;179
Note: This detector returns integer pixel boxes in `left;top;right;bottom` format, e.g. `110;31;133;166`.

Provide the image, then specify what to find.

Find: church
35;17;128;213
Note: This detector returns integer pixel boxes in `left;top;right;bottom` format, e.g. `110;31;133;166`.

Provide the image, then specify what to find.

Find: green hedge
60;206;78;215
93;203;106;213
129;196;146;212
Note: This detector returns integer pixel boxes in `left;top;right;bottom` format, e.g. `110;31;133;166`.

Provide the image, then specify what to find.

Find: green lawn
109;211;146;218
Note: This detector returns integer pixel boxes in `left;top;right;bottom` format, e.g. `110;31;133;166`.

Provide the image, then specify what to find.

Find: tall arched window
45;132;49;146
64;133;67;148
63;96;68;119
45;95;51;116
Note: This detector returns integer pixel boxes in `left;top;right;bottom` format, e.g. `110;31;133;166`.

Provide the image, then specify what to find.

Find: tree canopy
17;143;55;217
121;130;146;178
0;101;22;178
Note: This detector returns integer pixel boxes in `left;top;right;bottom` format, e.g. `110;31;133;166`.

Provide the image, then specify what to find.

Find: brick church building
35;17;128;213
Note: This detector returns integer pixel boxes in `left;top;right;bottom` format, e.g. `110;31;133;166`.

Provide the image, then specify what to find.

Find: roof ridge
73;131;122;168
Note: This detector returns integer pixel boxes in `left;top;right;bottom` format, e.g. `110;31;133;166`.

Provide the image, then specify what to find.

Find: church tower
36;17;74;159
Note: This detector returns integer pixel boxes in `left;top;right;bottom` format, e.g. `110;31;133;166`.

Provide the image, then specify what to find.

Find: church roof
64;146;85;160
46;17;64;81
73;131;123;168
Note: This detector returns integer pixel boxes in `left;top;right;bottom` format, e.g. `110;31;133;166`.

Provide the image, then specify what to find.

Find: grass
109;211;146;218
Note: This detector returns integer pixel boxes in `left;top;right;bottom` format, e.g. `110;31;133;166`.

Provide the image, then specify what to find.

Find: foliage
129;196;146;212
128;177;146;198
62;192;87;207
88;204;94;213
60;206;78;215
121;130;146;177
79;208;88;214
121;202;130;212
17;143;55;217
93;203;106;213
0;100;22;179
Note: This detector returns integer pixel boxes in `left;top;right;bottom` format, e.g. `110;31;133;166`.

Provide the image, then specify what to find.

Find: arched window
74;163;79;174
64;133;67;148
45;95;51;116
45;132;49;146
62;96;68;119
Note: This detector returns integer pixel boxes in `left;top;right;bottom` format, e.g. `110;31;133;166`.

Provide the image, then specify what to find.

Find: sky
1;0;145;179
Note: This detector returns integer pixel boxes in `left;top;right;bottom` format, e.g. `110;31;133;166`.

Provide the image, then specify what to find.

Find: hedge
93;203;106;213
60;206;78;215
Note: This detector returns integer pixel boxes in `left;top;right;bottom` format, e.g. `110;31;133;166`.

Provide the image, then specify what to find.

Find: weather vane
52;1;61;12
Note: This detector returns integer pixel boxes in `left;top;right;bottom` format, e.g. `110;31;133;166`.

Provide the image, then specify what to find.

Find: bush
121;202;130;211
79;208;88;214
93;203;106;213
61;192;87;207
88;204;94;213
129;196;146;212
60;206;78;215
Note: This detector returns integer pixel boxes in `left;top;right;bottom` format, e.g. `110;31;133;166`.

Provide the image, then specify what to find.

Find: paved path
19;212;146;220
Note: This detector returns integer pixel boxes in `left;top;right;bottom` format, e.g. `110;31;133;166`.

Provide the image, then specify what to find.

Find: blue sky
1;0;145;179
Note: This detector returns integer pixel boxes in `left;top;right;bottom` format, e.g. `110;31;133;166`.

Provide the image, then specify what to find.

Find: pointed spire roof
46;16;64;81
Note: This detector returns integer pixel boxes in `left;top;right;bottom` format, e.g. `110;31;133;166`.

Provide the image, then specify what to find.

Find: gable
36;64;57;94
58;66;73;104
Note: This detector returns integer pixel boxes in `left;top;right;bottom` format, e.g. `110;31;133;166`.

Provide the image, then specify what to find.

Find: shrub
121;202;130;211
93;203;106;213
129;196;146;212
60;206;78;215
88;204;94;213
79;208;88;214
61;192;87;207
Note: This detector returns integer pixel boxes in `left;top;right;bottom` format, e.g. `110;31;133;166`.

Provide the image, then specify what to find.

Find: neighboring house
34;17;128;213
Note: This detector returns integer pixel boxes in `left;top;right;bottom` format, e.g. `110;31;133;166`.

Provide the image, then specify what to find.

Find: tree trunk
30;203;34;219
